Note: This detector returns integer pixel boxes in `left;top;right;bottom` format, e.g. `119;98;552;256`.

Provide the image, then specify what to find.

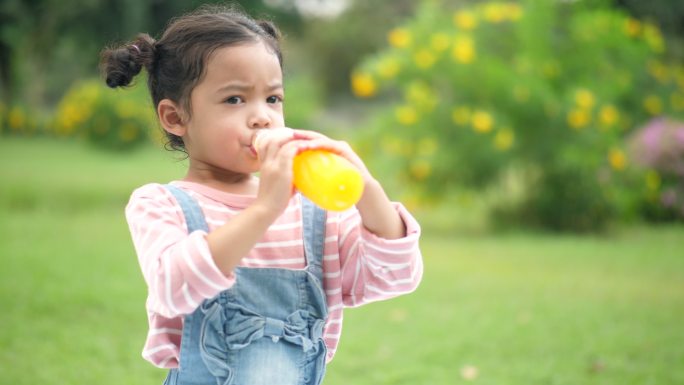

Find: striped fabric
125;181;423;368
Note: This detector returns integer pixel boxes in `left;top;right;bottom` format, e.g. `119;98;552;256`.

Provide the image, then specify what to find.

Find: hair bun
100;33;156;88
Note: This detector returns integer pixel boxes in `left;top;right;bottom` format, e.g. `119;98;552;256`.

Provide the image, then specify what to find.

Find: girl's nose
249;104;272;129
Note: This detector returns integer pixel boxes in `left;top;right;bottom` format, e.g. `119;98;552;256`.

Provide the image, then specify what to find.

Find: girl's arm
207;128;309;276
354;178;407;239
126;184;236;318
336;202;423;307
289;129;407;239
204;202;279;276
287;129;422;305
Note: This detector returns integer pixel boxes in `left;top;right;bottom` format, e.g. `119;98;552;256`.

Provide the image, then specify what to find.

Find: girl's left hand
289;128;406;239
290;128;373;183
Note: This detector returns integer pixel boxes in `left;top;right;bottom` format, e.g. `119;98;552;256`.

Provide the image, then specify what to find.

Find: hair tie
131;44;141;54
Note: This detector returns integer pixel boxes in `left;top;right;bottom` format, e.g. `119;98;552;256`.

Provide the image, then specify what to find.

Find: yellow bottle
292;149;364;211
254;130;364;211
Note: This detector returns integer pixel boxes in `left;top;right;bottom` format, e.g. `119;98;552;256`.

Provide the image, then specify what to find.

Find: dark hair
100;5;282;152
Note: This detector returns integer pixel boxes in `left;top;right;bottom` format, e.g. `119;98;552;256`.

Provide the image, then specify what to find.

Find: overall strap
301;195;327;278
164;184;209;233
165;184;327;277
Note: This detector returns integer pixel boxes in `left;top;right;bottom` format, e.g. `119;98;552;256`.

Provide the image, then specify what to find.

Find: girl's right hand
205;128;307;277
251;128;303;216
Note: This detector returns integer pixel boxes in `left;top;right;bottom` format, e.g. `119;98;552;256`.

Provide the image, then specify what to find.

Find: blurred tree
300;0;416;98
0;0;302;106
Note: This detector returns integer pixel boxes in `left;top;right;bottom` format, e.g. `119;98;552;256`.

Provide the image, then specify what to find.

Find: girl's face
183;41;284;179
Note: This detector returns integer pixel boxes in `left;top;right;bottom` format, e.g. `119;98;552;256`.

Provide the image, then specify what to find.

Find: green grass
1;137;683;384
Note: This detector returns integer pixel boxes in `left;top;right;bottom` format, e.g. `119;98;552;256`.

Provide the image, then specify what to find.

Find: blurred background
1;0;683;384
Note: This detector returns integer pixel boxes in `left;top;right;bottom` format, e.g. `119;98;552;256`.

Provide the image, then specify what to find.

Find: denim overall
163;185;329;385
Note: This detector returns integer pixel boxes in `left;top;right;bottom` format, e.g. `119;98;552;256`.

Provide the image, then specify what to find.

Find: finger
294;138;369;174
255;128;295;160
295;138;348;154
290;128;328;141
267;140;305;175
278;139;312;159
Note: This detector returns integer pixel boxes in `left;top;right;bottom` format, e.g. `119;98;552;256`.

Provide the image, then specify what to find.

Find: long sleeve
125;183;235;318
336;203;423;307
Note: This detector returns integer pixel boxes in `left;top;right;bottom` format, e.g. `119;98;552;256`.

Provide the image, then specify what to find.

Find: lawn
1;137;683;384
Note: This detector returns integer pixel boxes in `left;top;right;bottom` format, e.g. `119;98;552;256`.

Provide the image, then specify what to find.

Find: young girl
102;5;422;385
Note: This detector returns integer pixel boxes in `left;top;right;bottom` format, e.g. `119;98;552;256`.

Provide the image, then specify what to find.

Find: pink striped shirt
125;181;423;368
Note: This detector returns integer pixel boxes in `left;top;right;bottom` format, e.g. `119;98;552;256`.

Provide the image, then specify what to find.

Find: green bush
0;103;6;136
53;79;156;151
0;103;47;137
352;0;684;231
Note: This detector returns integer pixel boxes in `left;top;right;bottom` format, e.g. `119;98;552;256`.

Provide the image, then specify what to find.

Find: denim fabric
163;185;328;385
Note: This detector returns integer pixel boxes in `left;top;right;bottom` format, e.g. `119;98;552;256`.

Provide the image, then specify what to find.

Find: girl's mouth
249;131;266;158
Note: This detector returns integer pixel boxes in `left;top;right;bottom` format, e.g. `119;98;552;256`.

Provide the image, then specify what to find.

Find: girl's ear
158;99;187;137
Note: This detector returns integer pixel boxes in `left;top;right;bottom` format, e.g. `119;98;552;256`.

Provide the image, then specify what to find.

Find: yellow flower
471;110;494;133
119;123;139;142
377;57;400;79
115;100;138;119
417;137;438;157
574;89;595;109
676;67;684;90
430;33;451;52
395;105;418;125
647;60;669;83
599;105;619;128
645;171;660;191
624;18;641;37
406;82;437;111
82;82;101;101
608;148;627;171
410;159;432;181
482;3;506;23
452;106;471;125
388;28;411;48
452;36;475;64
671;92;684;111
494;127;514;150
505;3;524;21
643;95;663;115
643;23;665;53
414;49;436;69
453;10;478;30
351;72;376;98
567;108;591;129
8;107;26;130
400;192;422;212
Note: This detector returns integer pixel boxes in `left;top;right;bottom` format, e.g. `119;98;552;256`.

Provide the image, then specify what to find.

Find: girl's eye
225;96;243;104
267;95;283;104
